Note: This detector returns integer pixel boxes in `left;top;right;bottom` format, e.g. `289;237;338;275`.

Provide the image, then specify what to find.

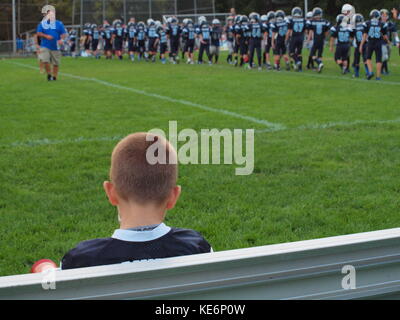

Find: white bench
1;228;400;300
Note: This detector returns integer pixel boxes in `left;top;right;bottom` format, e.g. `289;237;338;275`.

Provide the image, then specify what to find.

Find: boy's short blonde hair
110;133;177;205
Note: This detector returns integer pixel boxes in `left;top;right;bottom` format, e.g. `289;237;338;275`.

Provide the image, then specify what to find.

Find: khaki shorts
38;47;61;66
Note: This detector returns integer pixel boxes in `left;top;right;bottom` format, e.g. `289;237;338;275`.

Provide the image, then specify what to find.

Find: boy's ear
165;185;181;210
103;181;119;206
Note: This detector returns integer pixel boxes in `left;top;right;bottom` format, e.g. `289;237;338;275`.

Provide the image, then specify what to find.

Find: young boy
352;13;367;78
360;9;389;80
330;14;354;74
61;133;212;270
271;10;290;71
288;7;307;72
307;7;331;73
210;19;223;64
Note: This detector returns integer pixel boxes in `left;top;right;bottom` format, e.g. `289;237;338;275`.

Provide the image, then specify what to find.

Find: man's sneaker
318;63;324;73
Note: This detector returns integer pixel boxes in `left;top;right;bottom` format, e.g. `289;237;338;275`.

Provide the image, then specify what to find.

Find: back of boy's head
110;133;177;205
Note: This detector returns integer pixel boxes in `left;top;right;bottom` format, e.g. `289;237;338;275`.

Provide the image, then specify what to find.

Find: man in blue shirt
36;5;67;81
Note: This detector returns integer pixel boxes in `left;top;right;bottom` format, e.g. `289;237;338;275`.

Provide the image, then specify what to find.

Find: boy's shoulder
61;226;211;270
61;237;114;269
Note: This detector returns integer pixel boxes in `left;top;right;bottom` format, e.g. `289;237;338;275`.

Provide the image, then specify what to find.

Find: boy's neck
117;200;166;230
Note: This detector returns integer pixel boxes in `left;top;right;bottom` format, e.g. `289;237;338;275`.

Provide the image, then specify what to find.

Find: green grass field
1;50;400;276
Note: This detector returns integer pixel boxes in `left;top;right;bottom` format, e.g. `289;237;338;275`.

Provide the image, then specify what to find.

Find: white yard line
3;60;400;148
4;118;400;148
5;61;285;131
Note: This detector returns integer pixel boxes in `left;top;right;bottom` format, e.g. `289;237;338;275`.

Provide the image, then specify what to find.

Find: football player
126;20;136;62
271;10;290;71
147;19;159;62
307;7;331;73
196;16;212;65
101;23;113;59
112;21;125;60
157;22;168;64
82;22;92;56
360;9;389;80
239;15;251;67
330;14;354;74
287;7;307;71
136;21;147;61
233;15;242;66
380;9;398;75
182;18;196;64
352;13;368;78
305;11;315;69
68;29;77;58
248;12;265;70
166;17;181;64
225;16;235;64
210;19;223;64
263;11;275;70
91;24;101;59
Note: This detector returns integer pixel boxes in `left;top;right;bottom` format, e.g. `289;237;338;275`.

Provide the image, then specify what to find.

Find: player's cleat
258;66;262;71
47;74;52;81
285;62;290;71
376;77;381;81
367;72;374;80
266;63;273;70
318;63;324;73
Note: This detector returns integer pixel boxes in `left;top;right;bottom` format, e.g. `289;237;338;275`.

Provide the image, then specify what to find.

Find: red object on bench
30;259;57;273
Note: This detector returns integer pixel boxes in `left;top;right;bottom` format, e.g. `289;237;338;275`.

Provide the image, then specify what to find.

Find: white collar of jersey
112;223;171;242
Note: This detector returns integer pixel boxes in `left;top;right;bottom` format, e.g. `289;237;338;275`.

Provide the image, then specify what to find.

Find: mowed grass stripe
6;60;285;131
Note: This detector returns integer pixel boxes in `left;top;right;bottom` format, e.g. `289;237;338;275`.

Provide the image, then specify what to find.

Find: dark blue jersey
241;23;251;39
330;25;354;44
91;29;100;40
101;28;113;40
182;23;196;40
61;223;212;270
136;24;146;41
113;26;125;39
126;26;136;40
197;22;211;40
225;25;235;41
158;28;168;43
288;18;307;37
307;19;331;41
363;20;387;42
353;23;366;44
167;23;181;40
147;25;159;39
211;26;222;45
249;22;264;39
272;20;289;40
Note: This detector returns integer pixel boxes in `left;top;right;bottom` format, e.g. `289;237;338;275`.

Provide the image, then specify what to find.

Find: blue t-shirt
37;20;67;51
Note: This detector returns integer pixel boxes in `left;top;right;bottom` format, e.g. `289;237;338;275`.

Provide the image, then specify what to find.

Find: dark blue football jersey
249;22;264;39
330;25;354;44
288;18;307;37
211;26;222;45
353;23;366;44
61;223;212;270
197;22;211;40
307;19;331;41
363;20;387;42
272;20;289;40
